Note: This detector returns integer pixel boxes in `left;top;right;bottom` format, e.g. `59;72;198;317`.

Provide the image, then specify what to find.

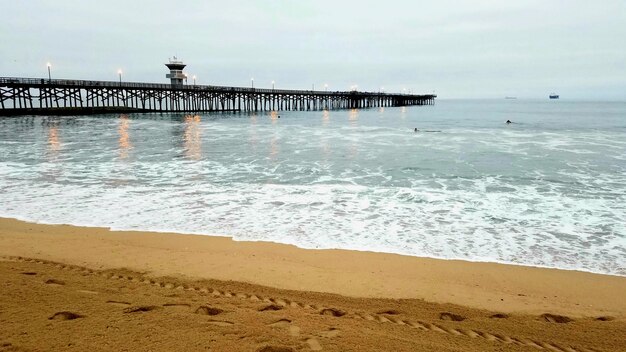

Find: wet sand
1;217;625;351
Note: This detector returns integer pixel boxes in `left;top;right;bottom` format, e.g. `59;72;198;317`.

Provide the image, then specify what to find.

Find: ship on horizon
549;93;559;99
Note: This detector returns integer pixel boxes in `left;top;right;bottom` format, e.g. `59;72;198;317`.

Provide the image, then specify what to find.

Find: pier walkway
0;77;435;115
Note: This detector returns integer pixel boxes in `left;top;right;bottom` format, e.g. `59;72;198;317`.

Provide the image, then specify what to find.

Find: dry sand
1;217;625;351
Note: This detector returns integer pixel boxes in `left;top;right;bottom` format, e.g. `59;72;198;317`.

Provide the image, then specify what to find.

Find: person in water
414;128;442;133
506;120;512;124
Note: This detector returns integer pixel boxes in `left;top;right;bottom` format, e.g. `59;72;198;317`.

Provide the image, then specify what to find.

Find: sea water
1;99;624;275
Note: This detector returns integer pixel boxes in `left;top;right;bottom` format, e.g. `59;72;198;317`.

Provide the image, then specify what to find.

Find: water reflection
44;121;62;180
183;114;202;160
348;109;359;127
269;110;279;125
118;114;132;159
47;126;60;154
400;106;407;119
322;110;330;127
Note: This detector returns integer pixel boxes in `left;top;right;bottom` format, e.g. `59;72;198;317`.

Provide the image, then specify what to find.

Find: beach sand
1;217;624;351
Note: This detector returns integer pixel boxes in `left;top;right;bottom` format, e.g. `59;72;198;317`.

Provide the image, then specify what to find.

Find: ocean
1;99;624;275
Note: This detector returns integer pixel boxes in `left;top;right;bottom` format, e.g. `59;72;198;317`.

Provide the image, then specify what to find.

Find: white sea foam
1;102;625;275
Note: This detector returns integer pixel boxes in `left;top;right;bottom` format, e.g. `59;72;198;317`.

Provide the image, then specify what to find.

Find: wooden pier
0;77;436;115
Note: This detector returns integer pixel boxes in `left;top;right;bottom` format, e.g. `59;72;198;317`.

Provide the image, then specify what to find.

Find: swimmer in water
506;120;512;124
414;128;441;133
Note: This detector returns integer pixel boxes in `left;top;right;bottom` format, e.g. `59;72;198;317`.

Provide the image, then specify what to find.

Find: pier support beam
1;77;436;114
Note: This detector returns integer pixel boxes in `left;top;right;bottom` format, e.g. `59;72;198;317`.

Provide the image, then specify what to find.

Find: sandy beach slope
1;217;625;351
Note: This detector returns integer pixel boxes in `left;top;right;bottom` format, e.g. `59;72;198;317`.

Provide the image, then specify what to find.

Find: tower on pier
165;57;186;87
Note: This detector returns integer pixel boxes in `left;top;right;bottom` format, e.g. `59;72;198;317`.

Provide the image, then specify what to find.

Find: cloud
1;0;624;98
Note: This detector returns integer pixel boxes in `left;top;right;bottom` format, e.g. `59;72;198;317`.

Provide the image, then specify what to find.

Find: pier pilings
0;77;435;114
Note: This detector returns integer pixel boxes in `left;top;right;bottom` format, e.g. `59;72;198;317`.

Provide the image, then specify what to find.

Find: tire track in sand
3;255;605;352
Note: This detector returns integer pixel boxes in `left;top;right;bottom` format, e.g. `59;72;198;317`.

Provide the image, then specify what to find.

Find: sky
1;0;625;99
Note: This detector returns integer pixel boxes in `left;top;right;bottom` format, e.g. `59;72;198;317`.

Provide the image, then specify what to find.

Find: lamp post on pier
324;84;328;92
251;78;254;89
118;69;122;84
272;80;275;90
193;75;196;85
46;63;52;82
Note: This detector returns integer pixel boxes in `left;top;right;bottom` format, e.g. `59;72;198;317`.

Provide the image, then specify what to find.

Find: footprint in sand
489;313;509;319
106;300;131;308
259;304;284;312
439;312;466;321
319;308;345;317
595;316;615;321
540;313;573;324
44;279;65;286
194;305;223;316
377;310;400;315
123;305;160;313
49;311;83;321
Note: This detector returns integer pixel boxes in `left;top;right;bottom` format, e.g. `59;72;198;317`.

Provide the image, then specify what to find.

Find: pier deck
0;77;435;115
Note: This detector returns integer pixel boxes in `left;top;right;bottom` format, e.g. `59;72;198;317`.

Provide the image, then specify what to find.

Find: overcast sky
1;1;625;99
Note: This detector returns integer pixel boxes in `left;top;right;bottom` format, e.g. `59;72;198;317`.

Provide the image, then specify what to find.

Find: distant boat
505;96;517;99
549;94;559;99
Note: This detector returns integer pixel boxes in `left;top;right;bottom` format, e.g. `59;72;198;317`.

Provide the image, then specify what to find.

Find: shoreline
1;217;625;318
4;213;621;279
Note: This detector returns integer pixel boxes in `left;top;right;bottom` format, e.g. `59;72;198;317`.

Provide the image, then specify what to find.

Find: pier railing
1;76;436;113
